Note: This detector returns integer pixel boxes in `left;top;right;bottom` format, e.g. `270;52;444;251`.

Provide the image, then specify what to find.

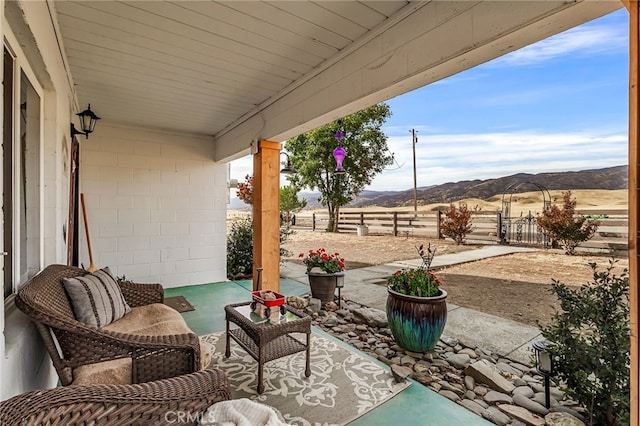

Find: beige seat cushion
72;358;132;385
105;303;194;335
72;303;212;385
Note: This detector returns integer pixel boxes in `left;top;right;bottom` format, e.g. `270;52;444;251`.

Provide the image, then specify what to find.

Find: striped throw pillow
62;267;131;327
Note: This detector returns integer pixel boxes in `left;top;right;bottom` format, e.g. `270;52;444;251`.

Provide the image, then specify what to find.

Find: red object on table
250;290;286;317
251;290;285;307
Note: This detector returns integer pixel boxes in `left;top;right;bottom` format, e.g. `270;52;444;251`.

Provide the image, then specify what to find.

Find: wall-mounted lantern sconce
280;152;297;175
71;104;100;139
532;339;555;408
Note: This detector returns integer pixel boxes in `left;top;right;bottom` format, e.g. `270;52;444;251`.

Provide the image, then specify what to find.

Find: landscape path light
532;339;555;408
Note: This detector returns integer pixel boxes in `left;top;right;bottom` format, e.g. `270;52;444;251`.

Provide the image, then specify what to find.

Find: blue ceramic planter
386;287;448;352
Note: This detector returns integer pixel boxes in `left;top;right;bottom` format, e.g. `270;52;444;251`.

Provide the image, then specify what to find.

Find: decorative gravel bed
287;295;588;426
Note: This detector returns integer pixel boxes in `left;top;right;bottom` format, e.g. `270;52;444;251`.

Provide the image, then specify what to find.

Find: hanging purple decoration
333;146;346;174
334;120;346;174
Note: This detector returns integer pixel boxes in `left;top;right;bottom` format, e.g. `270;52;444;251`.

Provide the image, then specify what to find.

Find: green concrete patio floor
165;280;491;426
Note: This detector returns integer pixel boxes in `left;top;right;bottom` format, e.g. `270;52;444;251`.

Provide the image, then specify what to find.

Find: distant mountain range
228;165;627;209
348;165;628;208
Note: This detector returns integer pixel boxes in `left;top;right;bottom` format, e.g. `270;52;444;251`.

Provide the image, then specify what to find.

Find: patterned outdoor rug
202;331;410;426
164;295;195;313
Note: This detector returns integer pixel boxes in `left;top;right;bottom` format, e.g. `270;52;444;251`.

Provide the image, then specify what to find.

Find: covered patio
163;278;491;425
2;0;638;424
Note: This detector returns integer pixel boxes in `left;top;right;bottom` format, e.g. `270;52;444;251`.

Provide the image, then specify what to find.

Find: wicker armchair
15;264;204;386
0;369;231;426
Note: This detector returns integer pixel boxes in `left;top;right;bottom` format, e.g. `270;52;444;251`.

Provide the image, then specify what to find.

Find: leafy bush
226;216;293;279
236;174;254;205
279;226;292;259
440;203;474;245
537;191;599;255
541;260;629;426
226;216;253;279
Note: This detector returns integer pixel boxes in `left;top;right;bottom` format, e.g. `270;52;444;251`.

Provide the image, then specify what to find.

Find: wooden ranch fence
290;209;629;252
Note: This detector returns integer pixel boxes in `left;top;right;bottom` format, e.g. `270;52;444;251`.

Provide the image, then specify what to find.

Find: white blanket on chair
200;398;291;426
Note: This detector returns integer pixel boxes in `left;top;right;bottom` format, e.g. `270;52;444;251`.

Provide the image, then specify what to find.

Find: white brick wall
80;123;228;287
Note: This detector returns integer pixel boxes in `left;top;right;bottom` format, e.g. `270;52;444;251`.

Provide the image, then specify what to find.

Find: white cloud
492;23;626;67
376;129;627;191
228;129;627;197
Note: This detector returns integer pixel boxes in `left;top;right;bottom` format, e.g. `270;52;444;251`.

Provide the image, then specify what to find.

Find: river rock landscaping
287;295;587;426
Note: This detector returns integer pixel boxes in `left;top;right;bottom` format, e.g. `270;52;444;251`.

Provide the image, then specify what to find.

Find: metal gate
501;211;549;247
500;182;551;248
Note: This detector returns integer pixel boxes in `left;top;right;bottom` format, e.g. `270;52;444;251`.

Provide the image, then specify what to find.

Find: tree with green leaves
280;185;306;224
285;103;393;232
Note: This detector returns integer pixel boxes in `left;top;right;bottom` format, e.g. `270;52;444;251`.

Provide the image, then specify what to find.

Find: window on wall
3;45;42;299
19;70;41;284
3;47;14;298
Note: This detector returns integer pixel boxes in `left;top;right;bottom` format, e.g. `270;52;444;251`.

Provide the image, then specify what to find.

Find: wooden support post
312;213;316;231
437;210;442;239
393;212;398;237
625;0;640;422
360;212;364;225
252;140;281;293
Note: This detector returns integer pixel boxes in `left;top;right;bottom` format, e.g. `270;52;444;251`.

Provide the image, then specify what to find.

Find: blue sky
230;8;628;196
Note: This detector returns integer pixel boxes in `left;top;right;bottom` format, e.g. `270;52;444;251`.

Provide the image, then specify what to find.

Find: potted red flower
299;248;345;304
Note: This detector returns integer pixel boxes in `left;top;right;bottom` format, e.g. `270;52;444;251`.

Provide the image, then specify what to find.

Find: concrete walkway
281;245;542;365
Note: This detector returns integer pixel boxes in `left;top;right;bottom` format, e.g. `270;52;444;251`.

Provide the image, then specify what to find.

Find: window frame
2;28;44;302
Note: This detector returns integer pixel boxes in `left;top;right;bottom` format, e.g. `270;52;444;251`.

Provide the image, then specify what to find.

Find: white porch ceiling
50;1;622;162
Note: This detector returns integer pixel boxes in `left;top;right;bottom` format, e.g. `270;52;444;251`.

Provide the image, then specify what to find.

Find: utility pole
409;129;418;213
411;129;418;213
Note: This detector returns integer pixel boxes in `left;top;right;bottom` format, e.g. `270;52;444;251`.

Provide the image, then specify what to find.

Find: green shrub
541;260;629;425
279;226;292;259
226;216;293;280
226;216;254;279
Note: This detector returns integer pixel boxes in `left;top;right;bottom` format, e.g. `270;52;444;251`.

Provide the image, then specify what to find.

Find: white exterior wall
1;3;228;400
79;123;228;288
2;1;75;399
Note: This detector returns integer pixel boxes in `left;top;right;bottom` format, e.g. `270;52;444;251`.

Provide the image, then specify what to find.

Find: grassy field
228;189;628;219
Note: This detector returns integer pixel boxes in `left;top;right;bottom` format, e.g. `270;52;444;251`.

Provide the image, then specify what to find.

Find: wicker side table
224;302;312;394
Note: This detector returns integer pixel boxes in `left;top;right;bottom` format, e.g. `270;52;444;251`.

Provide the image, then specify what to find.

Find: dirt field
282;230;629;327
